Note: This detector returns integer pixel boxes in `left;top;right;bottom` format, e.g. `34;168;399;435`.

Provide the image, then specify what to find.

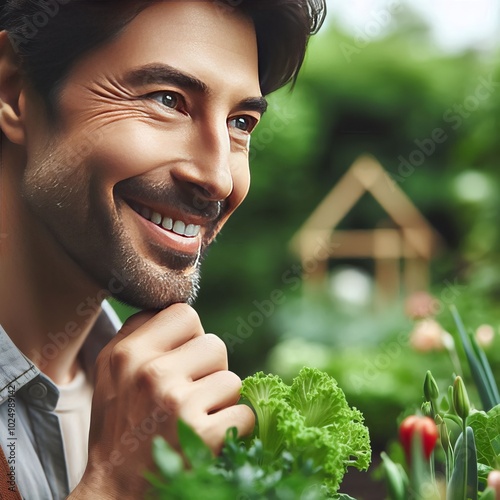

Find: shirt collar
78;300;122;378
0;300;121;404
0;324;38;403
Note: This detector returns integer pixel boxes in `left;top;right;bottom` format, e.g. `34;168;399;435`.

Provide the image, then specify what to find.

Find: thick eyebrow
124;63;268;116
124;63;210;95
235;97;268;116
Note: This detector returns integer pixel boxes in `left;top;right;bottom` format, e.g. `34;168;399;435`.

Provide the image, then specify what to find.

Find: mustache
114;177;225;223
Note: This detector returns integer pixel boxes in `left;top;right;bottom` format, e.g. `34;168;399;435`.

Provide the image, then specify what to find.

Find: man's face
19;1;264;309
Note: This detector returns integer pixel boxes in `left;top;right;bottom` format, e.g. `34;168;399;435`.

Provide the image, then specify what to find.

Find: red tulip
399;415;438;463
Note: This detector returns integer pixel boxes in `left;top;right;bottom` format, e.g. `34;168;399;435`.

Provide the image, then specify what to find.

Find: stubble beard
21;153;207;312
105;231;204;310
65;204;208;310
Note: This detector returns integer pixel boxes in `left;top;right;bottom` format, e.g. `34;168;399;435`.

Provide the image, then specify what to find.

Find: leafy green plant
241;367;371;496
147;367;371;499
381;308;500;500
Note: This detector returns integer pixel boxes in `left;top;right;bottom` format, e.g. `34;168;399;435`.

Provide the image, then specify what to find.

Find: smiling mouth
128;201;201;238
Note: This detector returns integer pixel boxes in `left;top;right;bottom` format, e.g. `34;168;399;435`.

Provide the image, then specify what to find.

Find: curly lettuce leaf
150;368;369;499
241;367;371;496
240;371;292;460
289;367;371;467
289;366;349;428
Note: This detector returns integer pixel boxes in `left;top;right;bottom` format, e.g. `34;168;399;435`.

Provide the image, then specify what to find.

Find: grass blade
450;306;496;411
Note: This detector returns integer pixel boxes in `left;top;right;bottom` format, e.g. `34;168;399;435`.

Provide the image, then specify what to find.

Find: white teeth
172;220;186;235
135;204;200;237
161;217;173;230
184;224;201;237
151;211;162;225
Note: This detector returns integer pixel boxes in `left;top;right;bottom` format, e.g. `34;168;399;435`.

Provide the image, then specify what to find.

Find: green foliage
468;406;500;470
380;452;408;500
447;427;478;500
176;419;212;468
381;310;500;500
148;424;327;500
451;307;500;411
151;435;183;480
149;369;371;499
241;368;371;495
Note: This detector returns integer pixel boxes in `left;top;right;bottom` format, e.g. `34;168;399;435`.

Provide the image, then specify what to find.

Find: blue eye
229;116;257;133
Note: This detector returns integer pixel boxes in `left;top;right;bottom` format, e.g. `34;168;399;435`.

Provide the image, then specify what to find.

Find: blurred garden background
114;1;500;497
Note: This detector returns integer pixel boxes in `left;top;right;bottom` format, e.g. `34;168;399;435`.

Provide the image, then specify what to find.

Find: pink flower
475;324;495;348
404;292;439;320
409;319;447;352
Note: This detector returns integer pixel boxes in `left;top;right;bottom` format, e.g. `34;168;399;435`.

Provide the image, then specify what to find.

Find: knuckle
220;370;242;392
162;386;187;416
204;333;226;350
136;359;163;389
202;334;228;363
108;343;134;372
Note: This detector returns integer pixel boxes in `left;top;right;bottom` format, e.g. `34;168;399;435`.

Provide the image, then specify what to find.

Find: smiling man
0;0;325;498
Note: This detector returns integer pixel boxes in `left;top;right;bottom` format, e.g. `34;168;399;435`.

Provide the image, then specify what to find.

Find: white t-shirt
55;367;94;491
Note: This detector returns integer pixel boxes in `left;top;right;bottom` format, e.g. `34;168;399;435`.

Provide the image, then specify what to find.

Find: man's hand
70;304;254;499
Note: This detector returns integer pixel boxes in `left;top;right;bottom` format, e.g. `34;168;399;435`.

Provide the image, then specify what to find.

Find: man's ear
0;30;26;145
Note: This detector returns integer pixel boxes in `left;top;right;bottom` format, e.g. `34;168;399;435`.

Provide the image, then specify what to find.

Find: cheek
88;122;186;181
20;146;87;224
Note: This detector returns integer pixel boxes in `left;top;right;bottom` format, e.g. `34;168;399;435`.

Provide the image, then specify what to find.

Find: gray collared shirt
0;301;121;499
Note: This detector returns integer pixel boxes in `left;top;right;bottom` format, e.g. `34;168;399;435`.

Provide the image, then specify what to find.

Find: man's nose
171;121;233;204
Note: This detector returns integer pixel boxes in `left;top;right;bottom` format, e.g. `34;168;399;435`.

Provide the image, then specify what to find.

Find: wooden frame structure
290;155;443;305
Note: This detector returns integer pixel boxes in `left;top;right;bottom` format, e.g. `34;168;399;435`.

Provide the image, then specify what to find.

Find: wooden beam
404;258;430;294
298;228;437;261
375;257;401;307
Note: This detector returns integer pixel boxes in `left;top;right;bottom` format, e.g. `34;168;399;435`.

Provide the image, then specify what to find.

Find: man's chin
110;268;201;310
78;233;207;310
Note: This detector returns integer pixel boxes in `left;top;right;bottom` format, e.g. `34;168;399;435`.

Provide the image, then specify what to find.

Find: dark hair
0;0;326;112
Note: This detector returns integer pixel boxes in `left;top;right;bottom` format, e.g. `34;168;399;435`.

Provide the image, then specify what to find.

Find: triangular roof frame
290;154;443;260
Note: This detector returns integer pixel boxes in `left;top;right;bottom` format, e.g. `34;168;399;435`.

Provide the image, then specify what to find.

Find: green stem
447;429;455;485
462;420;467;500
430;450;436;484
443;413;463;428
